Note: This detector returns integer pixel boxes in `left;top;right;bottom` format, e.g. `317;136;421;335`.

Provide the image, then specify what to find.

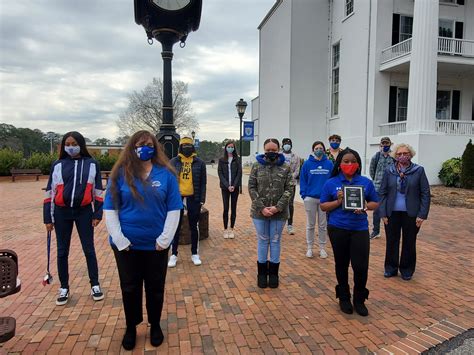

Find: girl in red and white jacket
43;131;104;306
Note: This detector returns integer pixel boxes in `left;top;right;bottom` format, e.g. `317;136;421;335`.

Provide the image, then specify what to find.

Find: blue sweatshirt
300;154;333;199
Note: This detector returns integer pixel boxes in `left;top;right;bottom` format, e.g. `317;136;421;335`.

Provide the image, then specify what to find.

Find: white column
406;0;439;132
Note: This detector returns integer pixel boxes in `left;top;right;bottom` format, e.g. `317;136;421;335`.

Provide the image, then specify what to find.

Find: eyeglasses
395;152;411;156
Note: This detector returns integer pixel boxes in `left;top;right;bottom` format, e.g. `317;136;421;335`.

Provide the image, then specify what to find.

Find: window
397;88;408;122
345;0;354;17
400;16;413;42
439;19;454;38
436;91;451;119
331;43;340;117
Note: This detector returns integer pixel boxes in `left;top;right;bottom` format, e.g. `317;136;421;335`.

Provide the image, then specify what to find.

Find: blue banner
242;121;254;141
194;138;200;148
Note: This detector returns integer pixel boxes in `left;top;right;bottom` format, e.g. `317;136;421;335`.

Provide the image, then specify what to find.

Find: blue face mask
136;146;155;161
314;149;324;158
282;144;291;152
330;142;340;150
65;146;81;157
226;147;234;154
382;145;390;153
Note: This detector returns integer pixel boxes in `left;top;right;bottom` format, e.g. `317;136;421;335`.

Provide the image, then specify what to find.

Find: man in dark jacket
168;137;207;267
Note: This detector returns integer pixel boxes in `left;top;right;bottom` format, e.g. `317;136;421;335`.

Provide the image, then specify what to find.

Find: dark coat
170;155;207;204
217;156;242;189
378;163;431;219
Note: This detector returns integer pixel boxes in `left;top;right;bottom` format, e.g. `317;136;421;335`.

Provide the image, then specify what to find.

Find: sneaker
319;249;328;259
228;229;235;239
91;285;104;301
56;288;69;306
370;231;380;240
384;271;397;278
306;249;313;258
287;225;295;235
191;254;202;266
168;254;178;268
223;230;229;239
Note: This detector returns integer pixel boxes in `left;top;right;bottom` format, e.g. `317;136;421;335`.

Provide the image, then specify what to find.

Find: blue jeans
372;193;382;234
252;218;286;263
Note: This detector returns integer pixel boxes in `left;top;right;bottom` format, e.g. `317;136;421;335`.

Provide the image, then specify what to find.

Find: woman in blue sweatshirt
299;141;333;259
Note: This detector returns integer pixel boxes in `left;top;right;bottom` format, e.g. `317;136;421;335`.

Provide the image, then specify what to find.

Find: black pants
384;211;420;277
288;186;296;225
113;248;169;327
54;205;99;289
221;188;239;229
171;196;201;256
328;226;370;292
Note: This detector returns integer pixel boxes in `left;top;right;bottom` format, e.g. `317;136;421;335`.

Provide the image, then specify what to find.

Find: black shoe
353;288;369;317
339;299;353;314
384;271;397;278
268;262;280;288
370;231;380;240
335;285;353;314
257;262;268;288
354;302;369;316
150;324;164;347
122;327;136;350
401;274;412;281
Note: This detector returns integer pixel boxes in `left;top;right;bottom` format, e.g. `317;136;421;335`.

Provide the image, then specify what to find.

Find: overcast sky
0;0;274;142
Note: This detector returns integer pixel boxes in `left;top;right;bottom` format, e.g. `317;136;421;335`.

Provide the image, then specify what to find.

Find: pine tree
460;139;474;189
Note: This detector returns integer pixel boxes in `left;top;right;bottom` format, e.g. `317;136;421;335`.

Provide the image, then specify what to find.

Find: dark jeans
221;188;239;229
288;186;296;225
113;248;169;327
384;211;420;277
54;205;99;289
328;226;370;292
171;196;201;256
372;201;381;235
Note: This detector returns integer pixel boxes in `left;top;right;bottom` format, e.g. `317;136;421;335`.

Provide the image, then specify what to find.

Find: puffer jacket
248;153;293;220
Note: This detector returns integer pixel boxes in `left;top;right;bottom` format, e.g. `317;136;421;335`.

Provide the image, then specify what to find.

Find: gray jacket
378;163;431;219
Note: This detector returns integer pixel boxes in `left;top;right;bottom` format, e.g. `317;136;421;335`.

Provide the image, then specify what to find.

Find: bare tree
118;78;198;136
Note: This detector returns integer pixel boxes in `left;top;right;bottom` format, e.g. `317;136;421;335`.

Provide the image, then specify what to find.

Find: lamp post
191;130;196;143
235;98;247;194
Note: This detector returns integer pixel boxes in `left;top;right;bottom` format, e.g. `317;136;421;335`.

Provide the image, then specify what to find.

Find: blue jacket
378;163;431;219
300;154;333;199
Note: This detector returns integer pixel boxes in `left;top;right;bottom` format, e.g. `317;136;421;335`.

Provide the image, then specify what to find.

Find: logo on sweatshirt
151;180;162;188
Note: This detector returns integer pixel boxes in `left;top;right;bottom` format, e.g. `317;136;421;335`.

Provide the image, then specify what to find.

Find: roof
257;0;283;30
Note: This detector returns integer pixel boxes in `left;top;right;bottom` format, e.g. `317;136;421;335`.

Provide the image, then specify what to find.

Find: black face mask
181;146;194;157
265;152;279;162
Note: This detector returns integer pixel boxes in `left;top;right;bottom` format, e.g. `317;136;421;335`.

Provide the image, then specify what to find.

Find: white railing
438;37;474;57
381;38;412;64
436;120;474;135
379;121;407;136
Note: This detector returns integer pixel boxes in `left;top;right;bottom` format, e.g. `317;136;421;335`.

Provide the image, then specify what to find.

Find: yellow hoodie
178;152;195;196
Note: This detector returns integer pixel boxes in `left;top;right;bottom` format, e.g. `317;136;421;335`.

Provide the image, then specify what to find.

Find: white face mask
283;144;291;152
65;146;80;156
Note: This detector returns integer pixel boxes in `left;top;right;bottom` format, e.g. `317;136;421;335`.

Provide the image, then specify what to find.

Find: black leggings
221;188;239;229
288;186;296;225
328;226;370;292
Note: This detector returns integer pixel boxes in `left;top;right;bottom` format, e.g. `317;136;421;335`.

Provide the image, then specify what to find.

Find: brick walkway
0;176;473;354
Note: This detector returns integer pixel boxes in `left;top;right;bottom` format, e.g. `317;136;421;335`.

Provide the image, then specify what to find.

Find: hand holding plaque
342;185;365;211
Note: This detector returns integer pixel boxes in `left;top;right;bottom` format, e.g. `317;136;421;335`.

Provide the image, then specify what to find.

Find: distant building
87;144;124;157
252;0;474;183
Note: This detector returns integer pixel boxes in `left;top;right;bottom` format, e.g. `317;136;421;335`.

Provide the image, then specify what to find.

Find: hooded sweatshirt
299;154;334;199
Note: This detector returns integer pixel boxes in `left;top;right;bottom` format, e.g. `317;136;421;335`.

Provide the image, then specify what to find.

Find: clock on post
134;0;202;158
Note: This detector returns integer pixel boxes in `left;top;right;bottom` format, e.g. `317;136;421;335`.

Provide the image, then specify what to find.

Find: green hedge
460;139;474;189
93;153;119;171
23;152;58;174
0;148;23;176
438;157;462;187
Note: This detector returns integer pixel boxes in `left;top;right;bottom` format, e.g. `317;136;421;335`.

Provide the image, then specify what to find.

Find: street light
235;98;247;194
191;130;196;143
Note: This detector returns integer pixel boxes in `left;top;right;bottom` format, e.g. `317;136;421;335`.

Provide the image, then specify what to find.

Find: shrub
460;139;474;189
0;148;23;176
23;152;58;174
93;153;119;171
438;157;462;187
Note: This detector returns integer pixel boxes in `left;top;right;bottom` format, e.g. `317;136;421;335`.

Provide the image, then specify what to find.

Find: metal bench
10;168;42;182
0;249;21;344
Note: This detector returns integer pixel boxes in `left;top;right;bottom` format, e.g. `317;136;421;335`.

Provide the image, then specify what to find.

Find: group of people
43;130;430;350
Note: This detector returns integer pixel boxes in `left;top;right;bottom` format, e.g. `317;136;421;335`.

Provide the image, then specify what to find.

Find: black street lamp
191;130;196;143
236;98;247;194
134;0;202;158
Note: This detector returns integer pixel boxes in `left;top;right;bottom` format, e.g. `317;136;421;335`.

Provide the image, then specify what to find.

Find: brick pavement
0;175;473;354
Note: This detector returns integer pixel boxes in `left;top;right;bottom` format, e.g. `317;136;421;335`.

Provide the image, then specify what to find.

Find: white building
251;0;474;184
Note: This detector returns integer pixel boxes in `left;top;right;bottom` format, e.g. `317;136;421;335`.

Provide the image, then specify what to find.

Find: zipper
80;159;84;184
71;160;78;207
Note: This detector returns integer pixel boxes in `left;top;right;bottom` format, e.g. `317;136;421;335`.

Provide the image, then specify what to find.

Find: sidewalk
0;176;473;354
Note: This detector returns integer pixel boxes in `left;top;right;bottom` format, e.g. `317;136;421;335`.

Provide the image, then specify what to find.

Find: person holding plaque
320;148;379;316
378;143;430;281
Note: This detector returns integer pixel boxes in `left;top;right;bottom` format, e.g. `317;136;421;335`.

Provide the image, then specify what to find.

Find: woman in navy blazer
378;143;430;281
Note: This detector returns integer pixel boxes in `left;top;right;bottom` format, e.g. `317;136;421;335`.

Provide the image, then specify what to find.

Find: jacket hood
256;153;286;166
388;162;421;175
307;154;328;163
178;152;197;160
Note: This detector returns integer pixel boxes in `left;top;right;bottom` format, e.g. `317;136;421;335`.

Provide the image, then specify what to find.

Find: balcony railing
436;120;474;135
381;37;474;64
379;121;407;136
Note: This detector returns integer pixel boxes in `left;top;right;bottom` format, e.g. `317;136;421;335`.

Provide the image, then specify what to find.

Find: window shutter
389;86;397;123
455;22;463;39
392;14;400;45
452;90;460;120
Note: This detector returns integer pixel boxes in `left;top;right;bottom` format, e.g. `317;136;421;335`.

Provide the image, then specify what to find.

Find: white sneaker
228;229;235;239
319;249;328;259
56;288;69;306
191;254;202;266
91;285;104;301
306;249;313;258
168;254;178;268
287;225;295;235
223;230;229;239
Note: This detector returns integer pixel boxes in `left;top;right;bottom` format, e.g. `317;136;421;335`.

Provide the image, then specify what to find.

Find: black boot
268;262;280;288
122;326;137;350
150;324;164;347
353;288;369;316
335;285;353;314
257;262;268;288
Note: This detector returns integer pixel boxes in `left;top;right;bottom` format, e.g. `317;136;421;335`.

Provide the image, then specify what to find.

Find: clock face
151;0;191;11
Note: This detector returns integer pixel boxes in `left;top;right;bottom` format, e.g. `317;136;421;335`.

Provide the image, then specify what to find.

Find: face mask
330;142;340;150
397;155;411;164
135;146;155;161
340;163;359;176
226;147;234;154
265;152;279;162
314;149;324;158
382;146;390;153
65;146;81;157
282;144;291;152
182;146;194;157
